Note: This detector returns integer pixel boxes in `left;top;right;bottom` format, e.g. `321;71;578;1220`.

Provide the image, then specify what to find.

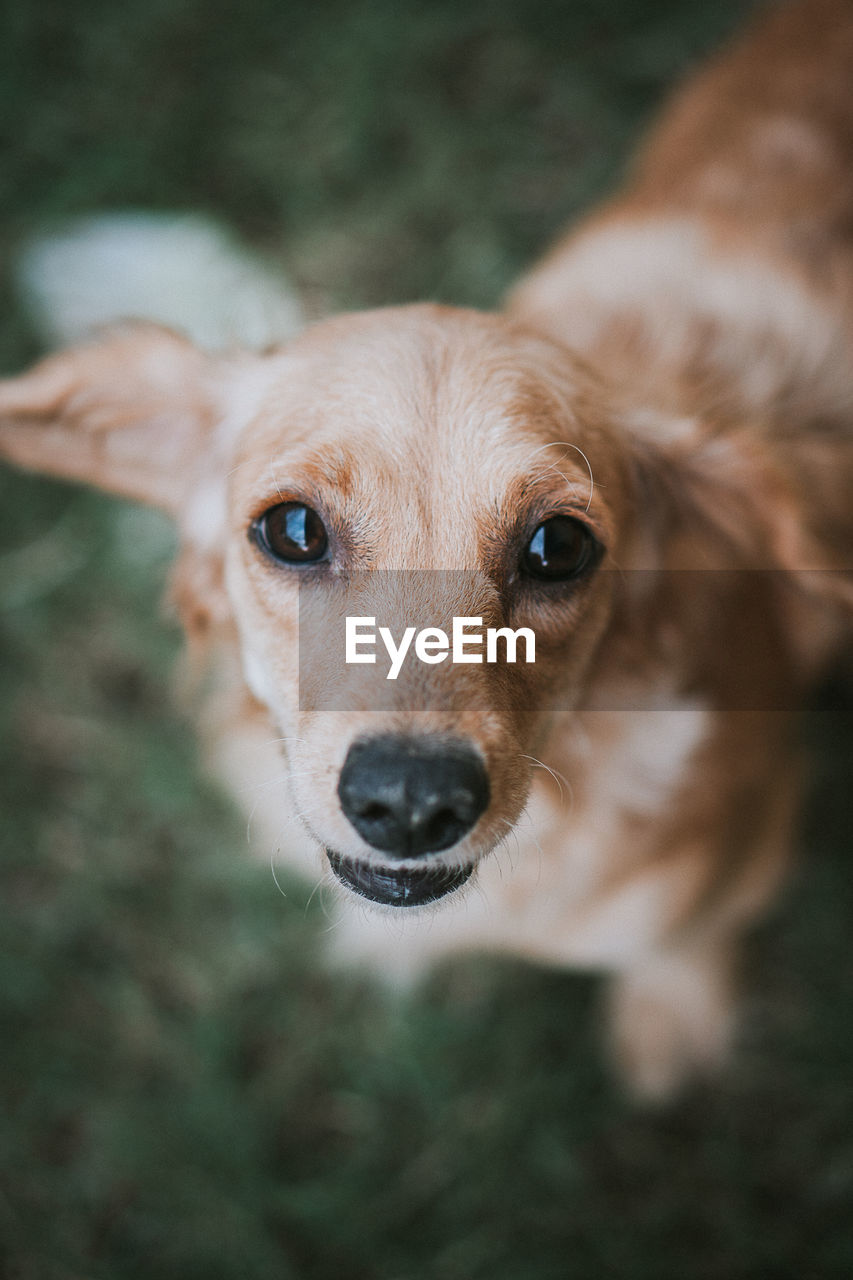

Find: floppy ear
0;325;215;512
622;422;852;671
627;425;849;577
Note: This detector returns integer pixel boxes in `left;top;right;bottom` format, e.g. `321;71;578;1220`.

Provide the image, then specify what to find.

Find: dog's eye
522;516;600;582
252;502;329;565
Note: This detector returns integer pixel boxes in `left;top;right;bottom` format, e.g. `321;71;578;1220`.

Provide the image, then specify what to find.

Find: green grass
1;0;852;1276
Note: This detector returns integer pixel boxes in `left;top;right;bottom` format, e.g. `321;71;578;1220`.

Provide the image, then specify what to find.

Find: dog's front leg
605;936;738;1103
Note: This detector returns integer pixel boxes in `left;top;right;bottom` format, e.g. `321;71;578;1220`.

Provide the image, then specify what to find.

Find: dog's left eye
252;502;329;565
522;516;601;582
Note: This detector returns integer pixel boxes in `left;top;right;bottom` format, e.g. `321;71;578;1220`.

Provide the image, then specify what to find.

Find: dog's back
510;0;853;590
627;0;853;260
514;0;853;314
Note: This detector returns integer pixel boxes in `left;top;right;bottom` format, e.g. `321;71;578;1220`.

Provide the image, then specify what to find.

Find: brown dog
1;0;851;1098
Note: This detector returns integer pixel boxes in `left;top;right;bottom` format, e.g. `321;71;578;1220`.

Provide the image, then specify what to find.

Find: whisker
519;753;574;810
528;461;587;506
527;440;596;511
270;849;289;899
519;753;564;803
304;872;328;916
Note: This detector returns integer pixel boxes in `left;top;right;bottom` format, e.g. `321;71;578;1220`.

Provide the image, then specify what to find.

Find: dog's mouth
326;850;473;908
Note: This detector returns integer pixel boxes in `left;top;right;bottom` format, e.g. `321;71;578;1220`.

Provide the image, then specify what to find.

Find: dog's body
1;0;851;1098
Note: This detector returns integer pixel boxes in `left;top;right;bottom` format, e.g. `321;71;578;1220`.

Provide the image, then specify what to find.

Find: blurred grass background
1;0;852;1276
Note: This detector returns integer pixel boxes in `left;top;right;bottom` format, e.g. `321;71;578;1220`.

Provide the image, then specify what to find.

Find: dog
1;0;851;1100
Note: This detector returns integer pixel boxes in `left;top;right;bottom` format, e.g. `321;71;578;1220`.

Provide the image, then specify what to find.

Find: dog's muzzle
330;734;488;907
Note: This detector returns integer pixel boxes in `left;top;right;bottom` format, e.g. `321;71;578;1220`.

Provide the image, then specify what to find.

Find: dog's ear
622;422;852;667
626;425;846;577
0;325;215;512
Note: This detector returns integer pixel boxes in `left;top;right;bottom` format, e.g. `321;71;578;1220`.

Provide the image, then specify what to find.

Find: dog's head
0;305;832;908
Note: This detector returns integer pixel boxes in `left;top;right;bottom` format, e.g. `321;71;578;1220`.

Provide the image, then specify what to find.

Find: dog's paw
605;943;736;1103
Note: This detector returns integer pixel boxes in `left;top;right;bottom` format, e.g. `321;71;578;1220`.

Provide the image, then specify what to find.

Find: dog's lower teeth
326;851;473;907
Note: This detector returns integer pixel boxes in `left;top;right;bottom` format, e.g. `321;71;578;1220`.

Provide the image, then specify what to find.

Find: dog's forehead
223;306;621;569
232;306;602;480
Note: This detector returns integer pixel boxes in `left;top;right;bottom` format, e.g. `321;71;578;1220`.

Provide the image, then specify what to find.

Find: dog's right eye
251;502;329;565
521;515;601;582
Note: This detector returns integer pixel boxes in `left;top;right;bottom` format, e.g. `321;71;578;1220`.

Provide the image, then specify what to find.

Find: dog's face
219;307;630;906
0;304;812;909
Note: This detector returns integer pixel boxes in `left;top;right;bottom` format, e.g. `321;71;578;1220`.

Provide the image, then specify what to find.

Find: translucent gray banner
297;569;851;712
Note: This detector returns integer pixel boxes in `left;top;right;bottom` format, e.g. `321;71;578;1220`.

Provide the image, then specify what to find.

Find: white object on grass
15;211;305;351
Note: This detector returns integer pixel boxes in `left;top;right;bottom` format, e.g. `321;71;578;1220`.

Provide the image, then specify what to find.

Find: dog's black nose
337;736;490;859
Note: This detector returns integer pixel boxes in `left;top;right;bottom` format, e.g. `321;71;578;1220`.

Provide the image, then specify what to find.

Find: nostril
359;802;391;823
422;808;458;846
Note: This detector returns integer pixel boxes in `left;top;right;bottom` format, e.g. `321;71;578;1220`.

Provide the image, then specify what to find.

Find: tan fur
1;0;852;1098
